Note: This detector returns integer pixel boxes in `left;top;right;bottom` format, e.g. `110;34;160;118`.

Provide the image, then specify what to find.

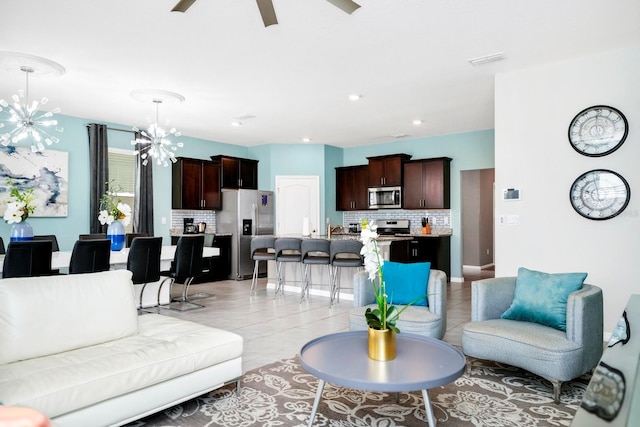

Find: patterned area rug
125;356;590;426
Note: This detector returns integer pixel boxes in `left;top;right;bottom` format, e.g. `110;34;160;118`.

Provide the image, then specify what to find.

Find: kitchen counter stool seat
329;240;364;307
300;239;331;303
273;238;302;297
250;236;276;296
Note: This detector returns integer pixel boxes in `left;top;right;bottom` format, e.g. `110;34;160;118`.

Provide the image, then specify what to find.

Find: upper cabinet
336;165;369;211
172;158;222;210
210;155;259;190
367;154;411;187
403;157;451;209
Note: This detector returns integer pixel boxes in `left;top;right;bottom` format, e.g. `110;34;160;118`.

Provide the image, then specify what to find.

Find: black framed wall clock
570;169;630;220
568;105;628;157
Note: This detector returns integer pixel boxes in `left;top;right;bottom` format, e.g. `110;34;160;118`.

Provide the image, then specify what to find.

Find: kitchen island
262;230;451;302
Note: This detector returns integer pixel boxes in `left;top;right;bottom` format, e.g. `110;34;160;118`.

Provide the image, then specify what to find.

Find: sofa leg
465;359;472;376
551;379;562;404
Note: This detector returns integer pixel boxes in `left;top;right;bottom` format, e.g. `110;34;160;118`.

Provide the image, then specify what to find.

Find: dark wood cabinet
172;158;221;210
403;157;451;209
336;165;369;211
211;155;258;189
367;154;411;187
171;234;231;282
389;236;451;279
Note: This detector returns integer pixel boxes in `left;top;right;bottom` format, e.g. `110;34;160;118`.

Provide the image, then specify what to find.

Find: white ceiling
1;0;639;148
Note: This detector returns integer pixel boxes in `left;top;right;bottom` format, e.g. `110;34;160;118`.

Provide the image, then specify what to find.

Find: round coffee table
299;331;465;426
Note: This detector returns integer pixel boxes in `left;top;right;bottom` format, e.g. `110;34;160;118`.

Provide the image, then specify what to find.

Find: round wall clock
570;169;630;220
568;105;628;157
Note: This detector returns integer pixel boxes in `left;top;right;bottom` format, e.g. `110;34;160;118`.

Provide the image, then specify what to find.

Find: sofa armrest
353;271;376;307
566;283;603;371
471;277;516;321
427;269;447;317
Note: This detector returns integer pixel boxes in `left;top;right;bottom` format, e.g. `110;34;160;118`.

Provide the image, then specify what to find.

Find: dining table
0;245;220;308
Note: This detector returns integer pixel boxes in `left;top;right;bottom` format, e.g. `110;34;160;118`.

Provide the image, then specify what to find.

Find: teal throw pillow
382;261;430;307
501;267;587;331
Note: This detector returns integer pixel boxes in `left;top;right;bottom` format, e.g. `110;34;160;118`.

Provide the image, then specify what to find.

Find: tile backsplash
171;210;217;235
343;210;451;233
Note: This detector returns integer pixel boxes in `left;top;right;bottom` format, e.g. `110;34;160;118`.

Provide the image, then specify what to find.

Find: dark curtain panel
134;133;154;236
88;124;109;234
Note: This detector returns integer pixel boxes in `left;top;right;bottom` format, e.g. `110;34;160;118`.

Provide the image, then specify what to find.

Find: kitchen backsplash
343;210;451;233
170;209;450;235
171;210;217;235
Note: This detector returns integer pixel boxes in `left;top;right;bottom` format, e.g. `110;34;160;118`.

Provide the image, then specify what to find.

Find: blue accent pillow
382;261;430;307
501;267;587;331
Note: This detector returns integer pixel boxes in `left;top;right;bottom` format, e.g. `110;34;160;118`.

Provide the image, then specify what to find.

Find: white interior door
276;176;320;236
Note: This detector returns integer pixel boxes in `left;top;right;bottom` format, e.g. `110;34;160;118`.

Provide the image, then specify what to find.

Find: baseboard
463;263;495;271
265;281;354;301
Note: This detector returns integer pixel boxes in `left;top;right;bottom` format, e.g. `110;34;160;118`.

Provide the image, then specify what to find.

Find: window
108;148;136;233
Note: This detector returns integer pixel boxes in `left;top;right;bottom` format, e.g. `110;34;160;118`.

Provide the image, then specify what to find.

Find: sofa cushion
382;261;430;306
0;314;243;419
0;270;138;364
500;267;587;331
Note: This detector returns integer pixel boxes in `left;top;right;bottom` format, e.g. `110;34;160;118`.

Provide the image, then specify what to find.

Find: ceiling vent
468;52;505;66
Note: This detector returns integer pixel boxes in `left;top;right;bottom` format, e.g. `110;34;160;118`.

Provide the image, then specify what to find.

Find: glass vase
107;220;125;251
10;221;34;242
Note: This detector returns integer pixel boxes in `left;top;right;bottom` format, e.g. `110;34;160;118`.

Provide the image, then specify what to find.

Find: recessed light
348;94;361;101
231;121;242;127
390;133;408;139
302;137;311;143
412;119;423;125
232;114;255;120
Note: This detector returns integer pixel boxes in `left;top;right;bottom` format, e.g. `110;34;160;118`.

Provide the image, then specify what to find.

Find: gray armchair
348;269;447;339
462;277;603;403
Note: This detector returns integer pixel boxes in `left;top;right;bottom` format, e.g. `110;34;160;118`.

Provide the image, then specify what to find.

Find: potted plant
360;219;419;361
98;181;132;251
3;179;36;241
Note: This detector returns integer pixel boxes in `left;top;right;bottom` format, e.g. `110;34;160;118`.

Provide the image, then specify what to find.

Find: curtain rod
86;124;136;135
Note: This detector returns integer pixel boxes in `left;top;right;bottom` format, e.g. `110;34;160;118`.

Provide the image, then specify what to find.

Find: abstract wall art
0;146;69;217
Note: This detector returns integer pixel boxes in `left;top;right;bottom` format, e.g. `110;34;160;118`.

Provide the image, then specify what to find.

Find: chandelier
0;53;65;153
130;90;184;167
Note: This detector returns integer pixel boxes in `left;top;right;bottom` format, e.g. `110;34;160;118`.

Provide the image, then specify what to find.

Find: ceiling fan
171;0;361;27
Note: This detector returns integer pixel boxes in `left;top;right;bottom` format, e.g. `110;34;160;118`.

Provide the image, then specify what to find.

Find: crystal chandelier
0;65;64;153
130;90;184;167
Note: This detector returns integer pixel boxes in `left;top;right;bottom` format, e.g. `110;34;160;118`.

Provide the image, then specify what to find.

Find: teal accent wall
0;113;253;251
1;111;494;280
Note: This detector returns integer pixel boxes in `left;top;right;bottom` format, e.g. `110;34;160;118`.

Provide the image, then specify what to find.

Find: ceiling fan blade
256;0;278;27
325;0;361;14
171;0;197;13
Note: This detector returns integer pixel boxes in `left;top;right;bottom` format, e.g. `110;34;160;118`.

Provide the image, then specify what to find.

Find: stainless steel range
374;219;410;235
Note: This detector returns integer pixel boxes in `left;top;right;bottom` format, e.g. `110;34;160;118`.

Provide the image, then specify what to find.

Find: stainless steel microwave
368;186;402;209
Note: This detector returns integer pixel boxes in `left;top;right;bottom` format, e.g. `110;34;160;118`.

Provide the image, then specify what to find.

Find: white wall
495;47;640;334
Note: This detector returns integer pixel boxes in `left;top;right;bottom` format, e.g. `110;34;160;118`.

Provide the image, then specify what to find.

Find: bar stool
329;240;364;307
300;239;331;303
273;238;302;297
250;236;276;296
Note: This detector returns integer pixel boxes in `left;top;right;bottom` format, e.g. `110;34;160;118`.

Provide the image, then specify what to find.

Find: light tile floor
155;267;494;372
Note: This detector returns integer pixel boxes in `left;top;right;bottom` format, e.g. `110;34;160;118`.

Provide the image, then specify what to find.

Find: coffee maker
183;218;197;234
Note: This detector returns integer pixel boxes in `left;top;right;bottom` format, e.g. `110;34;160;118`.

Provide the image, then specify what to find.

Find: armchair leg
465;359;472;376
551;379;562;404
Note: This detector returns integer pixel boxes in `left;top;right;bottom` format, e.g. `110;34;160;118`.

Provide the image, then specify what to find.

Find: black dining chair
79;233;107;240
159;235;206;311
126;233;148;248
126;237;163;312
68;239;111;274
2;240;53;278
33;234;61;274
0;236;5;255
33;235;60;252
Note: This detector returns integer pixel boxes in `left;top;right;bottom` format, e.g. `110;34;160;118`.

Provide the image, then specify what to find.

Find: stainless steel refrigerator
217;189;275;280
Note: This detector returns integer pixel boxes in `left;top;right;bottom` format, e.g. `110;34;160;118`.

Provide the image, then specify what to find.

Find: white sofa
0;270;243;427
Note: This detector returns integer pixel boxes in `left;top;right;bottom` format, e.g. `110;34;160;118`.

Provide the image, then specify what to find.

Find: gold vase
368;327;396;361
